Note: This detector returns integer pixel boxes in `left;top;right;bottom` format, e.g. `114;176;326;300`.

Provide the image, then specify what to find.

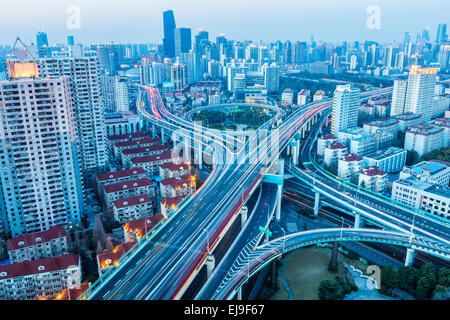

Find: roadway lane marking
103;290;111;298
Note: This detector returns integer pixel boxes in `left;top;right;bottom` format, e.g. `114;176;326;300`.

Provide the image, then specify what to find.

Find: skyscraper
435;24;448;43
194;29;209;54
38;50;107;185
67;35;75;46
163;10;176;58
390;66;438;122
36;31;48;58
174;28;192;57
0;46;83;236
331;84;360;134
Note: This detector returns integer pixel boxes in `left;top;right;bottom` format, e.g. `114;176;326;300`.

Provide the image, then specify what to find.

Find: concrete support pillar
184;136;191;162
152;124;156;138
240;206;248;229
314;192;321;216
161;128;166;144
196;143;203;169
405;248;416;267
354;212;361;228
276;184;282;222
237;287;242;300
292;144;299;165
206;254;215;279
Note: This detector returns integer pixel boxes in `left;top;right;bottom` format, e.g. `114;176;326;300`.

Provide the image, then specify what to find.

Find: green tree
318;279;342;300
405;150;419;166
415;263;438;299
398;266;419;294
381;265;399;294
437;267;450;288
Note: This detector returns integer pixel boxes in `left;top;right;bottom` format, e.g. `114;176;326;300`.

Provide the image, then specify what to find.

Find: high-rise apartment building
100;75;130;112
390;66;438;122
331;84;360;134
38;51;107;185
170;62;187;91
0;51;83;236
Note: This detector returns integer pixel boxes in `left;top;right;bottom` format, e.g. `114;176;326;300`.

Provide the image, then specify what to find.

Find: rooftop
407;124;444;136
391;113;422;121
123;214;165;239
113;194;152;209
327;142;347;150
364;147;406;160
360;166;387;177
160;174;196;189
104;178;153;194
97;167;147;182
0;254;79;280
97;242;137;269
364;118;399;127
121;143;167;155
160;161;192;172
114;137;156;148
340;153;363;162
8;226;66;251
107;131;147;141
130;150;173;164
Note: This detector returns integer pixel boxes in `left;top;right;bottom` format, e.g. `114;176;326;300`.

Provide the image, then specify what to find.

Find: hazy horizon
0;0;448;46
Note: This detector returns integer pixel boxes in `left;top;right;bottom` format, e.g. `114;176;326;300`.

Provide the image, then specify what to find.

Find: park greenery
413;147;450;165
192;107;274;130
318;276;357;300
380;263;450;299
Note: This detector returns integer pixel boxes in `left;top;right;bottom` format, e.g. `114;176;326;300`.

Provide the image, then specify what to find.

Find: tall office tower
435;24;448;43
439;45;450;69
384;45;398;68
330;53;340;70
174;28;192;57
38;51;107;185
390;66;438;122
0;45;83;237
368;44;379;66
390;79;408;117
100;75;130;112
207;60;221;80
292;41;307;64
350;55;358;70
403;32;411;44
182;51;202;84
263;63;280;93
140;62;164;86
258;46;269;66
331;84;360;134
245;44;258;62
171;62;187;90
234;45;245;60
422;28;430;42
67;35;75;46
36;31;49;58
96;45;121;76
284;41;292;64
163;10;177;58
216;34;227;47
395;51;406;70
194;28;209;54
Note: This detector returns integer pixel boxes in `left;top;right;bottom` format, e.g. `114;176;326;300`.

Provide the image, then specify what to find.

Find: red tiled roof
328;142;346;150
107;131;147;141
97;242;137;269
51;282;91;300
160;161;192;172
340;153;363;162
7;226;66;251
161;195;185;208
97;167;147;182
320;134;337;140
113;194;152;209
130;150;173;164
0;254;79;280
121;143;167;155
160;174;196;189
360;166;386;177
104;178;153;194
114;137;156;148
123;214;165;238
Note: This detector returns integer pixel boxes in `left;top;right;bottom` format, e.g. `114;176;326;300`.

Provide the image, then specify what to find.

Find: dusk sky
0;0;448;46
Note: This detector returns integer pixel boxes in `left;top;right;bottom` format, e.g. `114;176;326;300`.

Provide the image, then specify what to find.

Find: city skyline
0;0;449;46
